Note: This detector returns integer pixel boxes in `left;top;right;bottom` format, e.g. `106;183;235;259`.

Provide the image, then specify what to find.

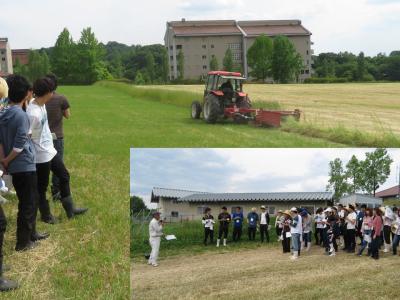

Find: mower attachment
224;107;301;127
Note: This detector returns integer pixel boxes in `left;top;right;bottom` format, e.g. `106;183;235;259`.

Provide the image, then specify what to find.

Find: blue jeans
292;233;301;252
393;234;400;255
358;230;371;255
303;232;311;247
51;138;64;195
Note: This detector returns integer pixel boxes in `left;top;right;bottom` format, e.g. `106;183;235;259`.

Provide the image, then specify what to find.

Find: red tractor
191;71;300;127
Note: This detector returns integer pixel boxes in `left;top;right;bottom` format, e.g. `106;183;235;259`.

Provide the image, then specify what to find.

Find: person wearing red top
370;207;383;260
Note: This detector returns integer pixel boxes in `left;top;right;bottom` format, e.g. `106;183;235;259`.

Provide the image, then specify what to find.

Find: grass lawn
140;82;400;146
132;244;400;300
2;85;131;299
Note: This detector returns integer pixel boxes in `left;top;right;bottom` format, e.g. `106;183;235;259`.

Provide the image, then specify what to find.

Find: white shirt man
346;211;357;230
148;213;163;267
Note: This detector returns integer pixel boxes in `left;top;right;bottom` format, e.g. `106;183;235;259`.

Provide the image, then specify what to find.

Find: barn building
339;194;383;208
151;187;333;221
12;49;30;66
164;19;313;81
375;186;400;201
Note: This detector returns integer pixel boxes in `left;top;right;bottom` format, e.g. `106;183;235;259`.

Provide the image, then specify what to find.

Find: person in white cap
289;207;302;260
148;212;164;267
259;206;270;243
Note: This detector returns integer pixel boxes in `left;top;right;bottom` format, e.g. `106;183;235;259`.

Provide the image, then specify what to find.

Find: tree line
311;51;400;82
326;148;393;200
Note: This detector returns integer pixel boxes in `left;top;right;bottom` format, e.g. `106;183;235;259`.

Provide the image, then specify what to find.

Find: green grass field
2;85;131;299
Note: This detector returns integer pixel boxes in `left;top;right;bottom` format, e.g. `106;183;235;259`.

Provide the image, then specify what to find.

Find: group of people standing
202;206;270;247
0;75;88;292
276;204;400;261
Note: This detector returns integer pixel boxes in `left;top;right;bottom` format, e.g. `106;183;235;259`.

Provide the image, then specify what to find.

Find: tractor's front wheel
203;95;220;124
191;101;202;119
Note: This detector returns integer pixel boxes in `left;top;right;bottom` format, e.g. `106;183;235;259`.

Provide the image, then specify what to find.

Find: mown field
139;82;400;146
132;244;400;300
2;85;131;299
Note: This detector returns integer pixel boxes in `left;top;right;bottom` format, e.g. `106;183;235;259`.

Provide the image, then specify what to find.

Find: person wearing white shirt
259;206;270;243
392;207;400;255
148;212;164;267
383;206;394;253
345;205;357;253
314;208;324;246
290;207;302;260
202;208;215;245
27;78;87;223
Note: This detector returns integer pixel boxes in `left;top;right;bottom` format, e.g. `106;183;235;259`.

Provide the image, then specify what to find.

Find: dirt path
132;244;400;300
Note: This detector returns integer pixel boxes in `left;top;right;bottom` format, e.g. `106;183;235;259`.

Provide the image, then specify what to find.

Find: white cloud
1;0;400;55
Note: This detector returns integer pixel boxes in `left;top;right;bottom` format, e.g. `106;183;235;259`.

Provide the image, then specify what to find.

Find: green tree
51;28;75;83
361;148;393;196
223;48;233;71
345;155;364;194
326;158;349;200
144;52;155;83
356;52;366;81
134;71;145;85
272;36;303;83
130;196;148;214
177;50;184;80
209;55;219;70
24;50;51;82
247;34;273;81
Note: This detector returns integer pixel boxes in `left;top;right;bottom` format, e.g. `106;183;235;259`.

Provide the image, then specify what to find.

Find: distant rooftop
376;186;400;198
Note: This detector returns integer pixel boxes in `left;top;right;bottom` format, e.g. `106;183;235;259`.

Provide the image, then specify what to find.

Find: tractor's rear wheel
203;95;220;124
191;101;202;119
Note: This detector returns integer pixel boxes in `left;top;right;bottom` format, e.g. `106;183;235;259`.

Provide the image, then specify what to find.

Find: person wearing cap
289;207;302;260
301;210;312;251
345;205;357;253
392;207;400;256
370;207;383;260
231;207;243;242
275;210;284;242
148;212;164;267
217;206;230;247
247;207;259;241
281;210;291;253
202;208;215;246
382;206;394;253
314;208;324;246
259;206;270;243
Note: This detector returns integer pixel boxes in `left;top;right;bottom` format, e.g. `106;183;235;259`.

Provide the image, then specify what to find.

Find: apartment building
164;19;313;82
0;38;13;77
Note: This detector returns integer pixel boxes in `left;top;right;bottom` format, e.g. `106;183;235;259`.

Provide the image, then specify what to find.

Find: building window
170;56;173;61
301;70;305;75
228;43;242;50
307;60;310;65
232;53;242;61
211;44;215;48
268;207;275;215
1;58;5;61
306;50;309;55
169;46;173;50
197;206;207;215
176;45;182;50
171;211;179;217
202;44;207;49
0;50;4;55
202;55;207;60
170;66;174;71
305;69;310;74
203;65;207;70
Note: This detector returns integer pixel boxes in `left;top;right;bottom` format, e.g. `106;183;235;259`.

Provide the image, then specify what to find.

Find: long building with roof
164;19;313;81
151;187;333;221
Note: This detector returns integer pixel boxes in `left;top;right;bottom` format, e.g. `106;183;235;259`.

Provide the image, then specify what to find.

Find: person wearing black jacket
217;207;231;247
259;206;270;243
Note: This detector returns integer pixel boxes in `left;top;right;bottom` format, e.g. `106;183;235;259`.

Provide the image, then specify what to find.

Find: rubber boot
30;218;50;242
216;239;220;247
383;243;390;253
38;197;56;225
0;276;18;292
61;196;88;219
223;239;227;247
306;243;311;252
290;252;298;260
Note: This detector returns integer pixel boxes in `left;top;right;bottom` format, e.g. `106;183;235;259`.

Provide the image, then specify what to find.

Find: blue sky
130;148;400;208
1;0;400;55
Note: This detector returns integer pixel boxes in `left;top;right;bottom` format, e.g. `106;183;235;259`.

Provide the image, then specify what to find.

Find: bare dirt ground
132;244;400;300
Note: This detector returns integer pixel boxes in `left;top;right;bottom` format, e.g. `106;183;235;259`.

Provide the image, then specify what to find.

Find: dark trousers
12;172;37;247
276;226;282;239
204;228;214;245
282;232;291;253
346;229;356;252
50;154;71;199
36;162;52;219
315;228;323;245
218;226;228;239
232;226;242;241
383;225;392;244
371;235;380;259
0;205;6;273
343;227;349;250
260;224;269;242
248;227;256;240
51;138;64;195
